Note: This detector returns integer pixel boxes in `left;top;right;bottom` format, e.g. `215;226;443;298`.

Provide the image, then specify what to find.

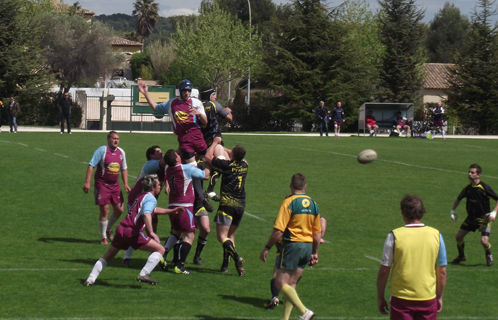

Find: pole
247;0;251;112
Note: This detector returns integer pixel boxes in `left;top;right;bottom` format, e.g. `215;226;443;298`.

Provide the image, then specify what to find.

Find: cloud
161;8;199;17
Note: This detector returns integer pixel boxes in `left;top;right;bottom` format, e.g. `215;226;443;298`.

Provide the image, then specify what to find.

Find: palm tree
132;0;159;45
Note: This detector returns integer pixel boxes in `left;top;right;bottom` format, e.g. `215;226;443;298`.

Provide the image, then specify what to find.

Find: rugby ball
357;149;377;164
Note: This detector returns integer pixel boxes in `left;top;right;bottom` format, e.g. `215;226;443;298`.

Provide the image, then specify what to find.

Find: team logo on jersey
108;162;120;172
98;194;102;200
302;199;310;208
175;110;190;124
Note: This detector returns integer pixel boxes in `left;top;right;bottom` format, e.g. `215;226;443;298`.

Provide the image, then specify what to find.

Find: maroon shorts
433;120;444;127
94;181;123;206
178;130;207;154
334;121;342;126
390;296;437;320
169;205;197;232
111;224;151;250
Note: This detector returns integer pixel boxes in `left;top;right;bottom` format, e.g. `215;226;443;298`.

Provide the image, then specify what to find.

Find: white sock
99;220;108;239
442;131;445;139
164;234;179;252
87;258;107;284
124;246;134;260
140;252;162;276
107;214;119;230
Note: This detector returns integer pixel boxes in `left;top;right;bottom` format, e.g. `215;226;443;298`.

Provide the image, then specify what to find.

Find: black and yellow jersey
458;181;498;219
212;157;248;208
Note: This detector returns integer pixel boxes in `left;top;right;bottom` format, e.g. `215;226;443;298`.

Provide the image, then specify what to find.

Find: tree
132;0;159;44
446;0;498;134
146;40;176;79
426;2;471;63
377;0;426;103
256;0;380;131
37;12;124;94
0;0;55;124
174;1;261;91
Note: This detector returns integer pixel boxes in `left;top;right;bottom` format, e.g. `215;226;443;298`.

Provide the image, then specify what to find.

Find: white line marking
0;317;494;320
364;255;381;263
0;140;10;143
314;267;498;272
35;148;46;152
0;268;86;271
464;145;485;148
18;143;28;146
54;153;68;158
81;161;89;164
289;146;498;179
244;211;265;221
129;174;137;179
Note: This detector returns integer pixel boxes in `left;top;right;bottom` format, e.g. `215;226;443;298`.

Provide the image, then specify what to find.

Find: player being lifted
191;87;233;265
450;164;498;266
138;80;214;212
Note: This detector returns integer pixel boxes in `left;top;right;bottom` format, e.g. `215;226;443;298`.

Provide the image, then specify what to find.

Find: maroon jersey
120;192;157;233
165;164;205;207
89;145;127;185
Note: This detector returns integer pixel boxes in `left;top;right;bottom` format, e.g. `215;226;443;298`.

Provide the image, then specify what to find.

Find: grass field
1;132;497;320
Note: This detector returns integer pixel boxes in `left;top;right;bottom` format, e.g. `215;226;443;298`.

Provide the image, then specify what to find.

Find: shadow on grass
38;237;99;244
217;294;268;309
78;278;144;289
61;258;149;268
195;315;262;320
187;266;240;276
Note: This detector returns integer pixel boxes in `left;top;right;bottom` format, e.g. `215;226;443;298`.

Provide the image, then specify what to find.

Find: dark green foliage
158;60;209;89
130;52;151;80
377;0;426;103
259;0;378;131
426;2;471;63
0;0;55;126
93;13;136;33
446;0;498;134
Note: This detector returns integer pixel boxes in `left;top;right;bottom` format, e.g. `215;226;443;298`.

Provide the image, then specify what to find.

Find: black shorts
461;216;491;235
214;205;244;227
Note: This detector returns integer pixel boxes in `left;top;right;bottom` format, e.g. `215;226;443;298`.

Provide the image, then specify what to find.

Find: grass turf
1;132;497;319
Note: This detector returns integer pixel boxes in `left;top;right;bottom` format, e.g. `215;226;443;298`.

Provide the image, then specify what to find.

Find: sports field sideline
1;130;497;319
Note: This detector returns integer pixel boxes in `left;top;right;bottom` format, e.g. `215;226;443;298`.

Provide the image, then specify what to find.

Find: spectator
8;96;20;133
365;111;379;137
332;102;345;138
59;92;72;134
315;101;329;137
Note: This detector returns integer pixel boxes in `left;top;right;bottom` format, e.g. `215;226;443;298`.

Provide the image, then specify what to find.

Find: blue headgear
179;79;193;92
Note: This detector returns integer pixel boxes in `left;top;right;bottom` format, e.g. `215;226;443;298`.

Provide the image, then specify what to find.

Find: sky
74;0;483;23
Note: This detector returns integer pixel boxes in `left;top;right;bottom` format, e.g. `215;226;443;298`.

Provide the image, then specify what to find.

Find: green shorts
277;242;312;271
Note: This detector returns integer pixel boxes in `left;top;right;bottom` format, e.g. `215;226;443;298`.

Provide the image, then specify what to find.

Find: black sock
457;241;465;257
270;278;279;298
195;236;207;258
193;178;205;201
206;170;221;193
222;239;239;261
178;242;192;266
173;241;181;265
221;247;229;269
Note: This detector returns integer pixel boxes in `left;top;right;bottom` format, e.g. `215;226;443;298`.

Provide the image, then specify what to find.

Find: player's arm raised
138;82;157;112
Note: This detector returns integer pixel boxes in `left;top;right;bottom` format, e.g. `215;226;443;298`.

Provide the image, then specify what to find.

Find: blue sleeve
142;193;157;214
183;164;206;180
437;233;447;266
88;146;106;167
155;98;174;115
143;160;161;174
